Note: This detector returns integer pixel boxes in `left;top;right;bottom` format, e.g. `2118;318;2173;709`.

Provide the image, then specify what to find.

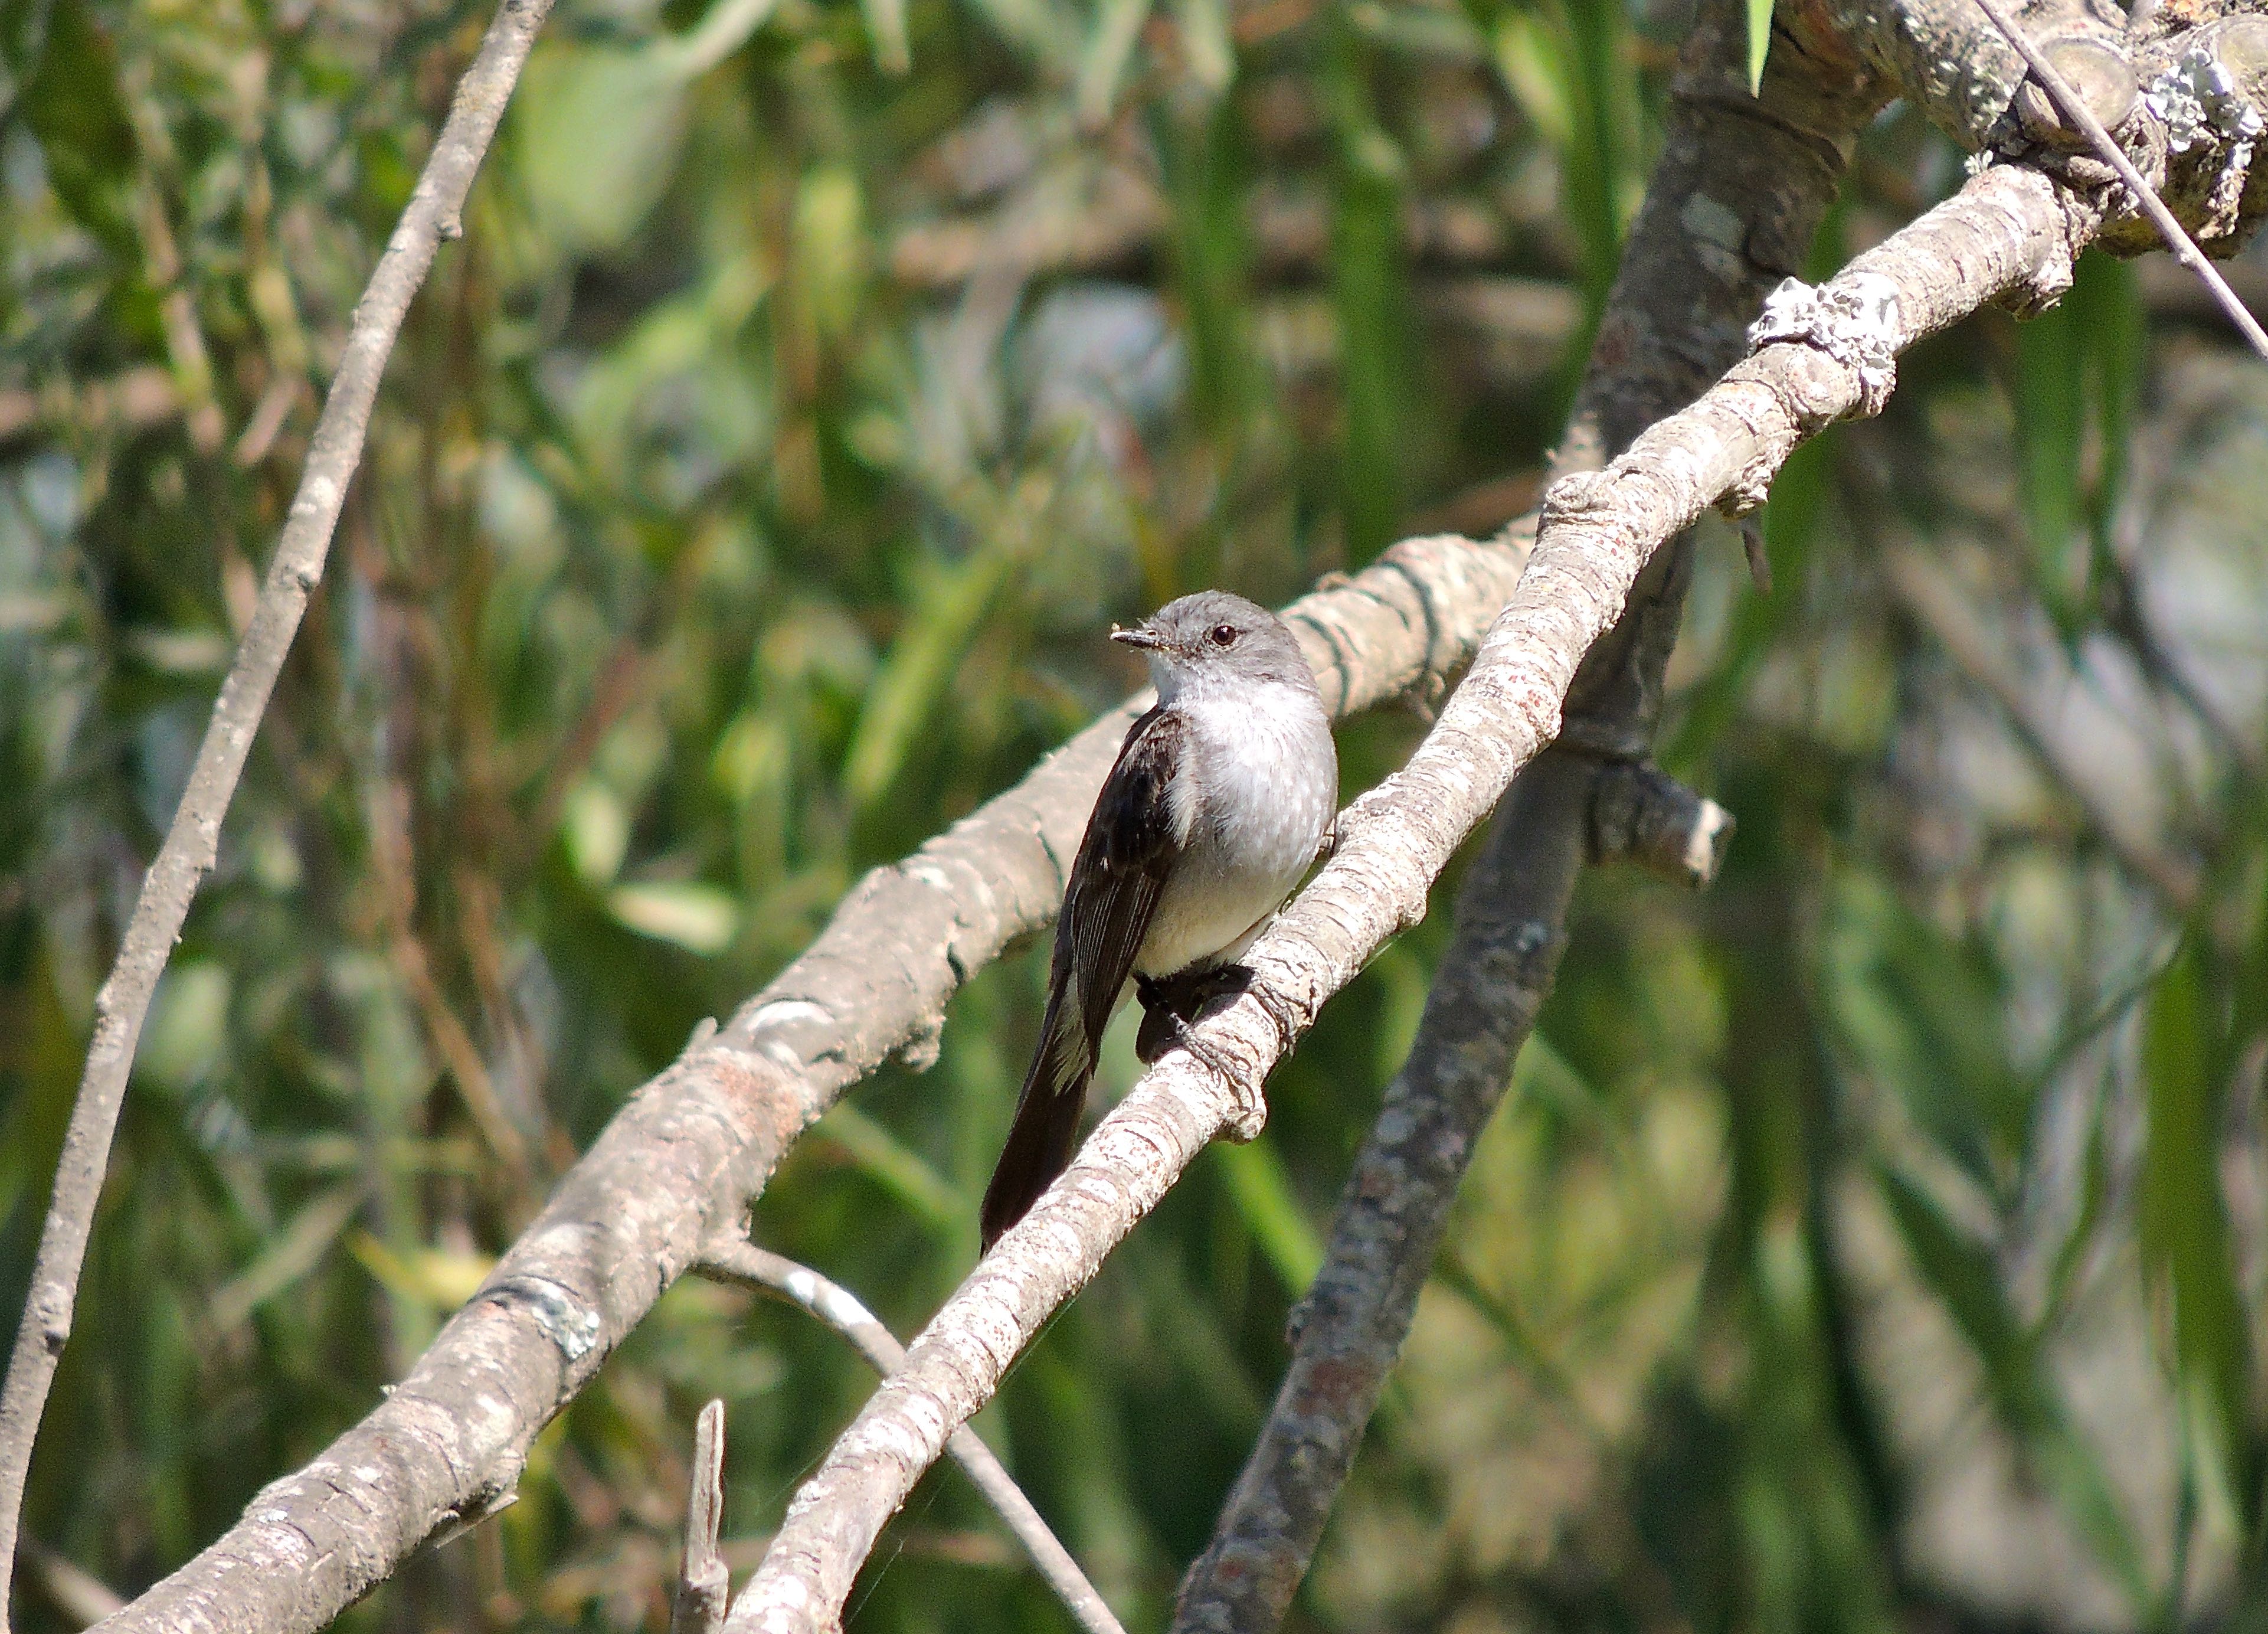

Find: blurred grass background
5;0;2268;1629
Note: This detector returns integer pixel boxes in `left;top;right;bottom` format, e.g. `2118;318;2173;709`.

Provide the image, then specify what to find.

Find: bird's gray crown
1111;591;1320;697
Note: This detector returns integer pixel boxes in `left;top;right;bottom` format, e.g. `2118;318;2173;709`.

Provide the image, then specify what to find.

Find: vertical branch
671;1401;730;1634
0;0;554;1620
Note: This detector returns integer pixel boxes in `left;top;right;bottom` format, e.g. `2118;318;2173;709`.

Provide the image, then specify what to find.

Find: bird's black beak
1110;625;1165;651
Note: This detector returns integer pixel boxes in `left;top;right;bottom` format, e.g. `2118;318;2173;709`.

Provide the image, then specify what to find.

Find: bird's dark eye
1209;623;1238;647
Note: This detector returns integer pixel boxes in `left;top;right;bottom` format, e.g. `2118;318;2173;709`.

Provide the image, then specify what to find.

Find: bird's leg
1133;966;1253;1076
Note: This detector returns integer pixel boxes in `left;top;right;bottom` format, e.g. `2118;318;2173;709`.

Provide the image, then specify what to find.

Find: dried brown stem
0;2;554;1622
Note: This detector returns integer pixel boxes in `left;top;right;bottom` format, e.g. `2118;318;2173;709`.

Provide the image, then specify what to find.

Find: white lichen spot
1680;190;1745;250
295;474;340;517
748;998;832;1032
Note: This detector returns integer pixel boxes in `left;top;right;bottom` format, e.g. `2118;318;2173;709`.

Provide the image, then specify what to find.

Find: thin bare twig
0;0;555;1620
672;1401;731;1634
695;1240;1127;1634
1972;0;2268;360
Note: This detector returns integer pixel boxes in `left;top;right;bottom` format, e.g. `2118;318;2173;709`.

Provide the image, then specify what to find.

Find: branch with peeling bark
1169;0;1874;1610
721;156;2117;1632
0;1;555;1623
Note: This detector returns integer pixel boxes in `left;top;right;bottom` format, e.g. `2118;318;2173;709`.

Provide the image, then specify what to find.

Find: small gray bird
980;591;1338;1250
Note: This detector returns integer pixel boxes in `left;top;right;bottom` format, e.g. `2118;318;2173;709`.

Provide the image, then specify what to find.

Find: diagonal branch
0;0;555;1622
694;1240;1125;1634
720;159;2109;1634
92;530;1530;1634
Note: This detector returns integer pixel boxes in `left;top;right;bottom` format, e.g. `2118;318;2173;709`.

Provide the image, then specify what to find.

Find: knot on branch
2014;32;2139;151
1746;273;1901;417
1587;763;1735;888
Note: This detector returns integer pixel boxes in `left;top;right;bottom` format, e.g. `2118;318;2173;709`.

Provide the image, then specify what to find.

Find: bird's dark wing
980;705;1187;1248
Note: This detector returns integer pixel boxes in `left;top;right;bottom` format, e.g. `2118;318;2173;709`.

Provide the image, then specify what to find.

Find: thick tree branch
721;158;2112;1634
91;532;1529;1634
695;1241;1125;1634
1973;0;2268;355
0;1;555;1623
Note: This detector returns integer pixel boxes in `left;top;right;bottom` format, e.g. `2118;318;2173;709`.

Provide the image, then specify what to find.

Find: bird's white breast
1134;679;1337;979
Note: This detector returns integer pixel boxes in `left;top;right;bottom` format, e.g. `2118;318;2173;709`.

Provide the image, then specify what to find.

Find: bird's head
1110;591;1319;700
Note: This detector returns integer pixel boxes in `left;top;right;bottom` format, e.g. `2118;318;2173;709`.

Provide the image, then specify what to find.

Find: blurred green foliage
4;0;2268;1630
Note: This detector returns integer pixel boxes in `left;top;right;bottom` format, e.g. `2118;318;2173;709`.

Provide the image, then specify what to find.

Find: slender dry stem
0;1;554;1620
695;1240;1127;1634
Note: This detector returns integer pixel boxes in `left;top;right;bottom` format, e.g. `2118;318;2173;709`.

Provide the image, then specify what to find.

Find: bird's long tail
980;996;1094;1250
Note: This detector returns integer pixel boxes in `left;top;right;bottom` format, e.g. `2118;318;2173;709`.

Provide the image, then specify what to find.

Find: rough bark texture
722;153;2113;1634
0;3;557;1626
91;532;1530;1634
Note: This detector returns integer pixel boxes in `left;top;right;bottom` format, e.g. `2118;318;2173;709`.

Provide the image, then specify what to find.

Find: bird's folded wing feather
1052;703;1190;1063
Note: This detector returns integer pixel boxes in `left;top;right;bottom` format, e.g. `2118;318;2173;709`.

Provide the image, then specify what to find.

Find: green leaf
2139;941;2256;1526
1212;1140;1322;1292
858;0;913;74
2;0;142;258
810;1103;961;1231
1076;0;1154;127
2014;250;2139;635
1746;0;1773;94
514;45;689;252
1822;876;2030;1200
208;1184;366;1334
608;881;741;953
842;541;1016;812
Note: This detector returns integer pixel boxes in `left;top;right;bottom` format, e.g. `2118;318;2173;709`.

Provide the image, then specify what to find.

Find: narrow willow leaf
209;1184;366;1334
608;881;742;953
1174;0;1235;94
2139;943;2255;1522
1746;0;1773;94
842;542;1016;811
1213;1140;1323;1292
811;1103;961;1230
1076;0;1154;128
